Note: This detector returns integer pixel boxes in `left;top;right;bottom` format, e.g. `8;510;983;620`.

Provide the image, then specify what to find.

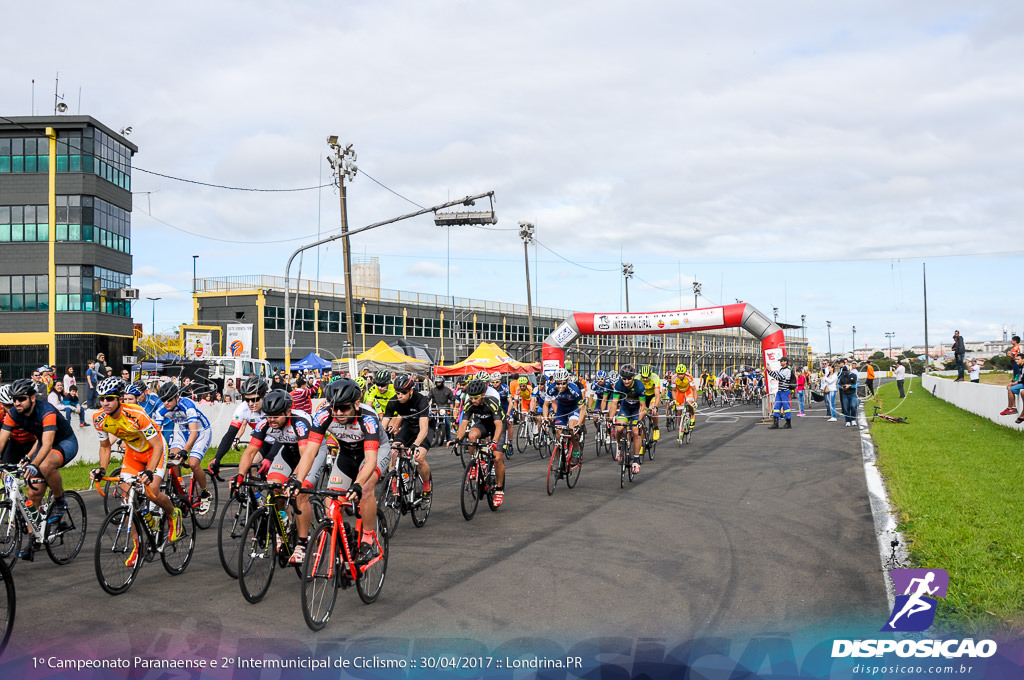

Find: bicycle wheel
44;490;87;565
545;446;561;496
565;445;582;489
485;468;500;512
619;442;627;489
455;439;470;469
377;470;402;538
102;467;123;515
594;421;605;457
0;497;23;570
238;507;277;603
0;558;13;657
190;473;219;531
515;420;528;455
302;521;339;631
357;509;389;604
460;461;480;521
217;494;251;578
162;498;197;575
647;431;656;461
94;507;145;595
409;471;430;528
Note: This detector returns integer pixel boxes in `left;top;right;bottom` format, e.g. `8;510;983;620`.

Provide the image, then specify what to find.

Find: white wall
921;374;1024;432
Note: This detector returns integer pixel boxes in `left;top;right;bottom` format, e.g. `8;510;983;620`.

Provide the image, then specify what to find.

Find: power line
136;208;333;244
134;166;331;192
534;238;618;273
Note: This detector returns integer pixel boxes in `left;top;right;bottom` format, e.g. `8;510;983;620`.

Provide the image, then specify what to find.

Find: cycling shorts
674;388;697;405
169;428;213;460
642;394;657;407
614;402;641;423
119;444;167;480
553;408;581;428
267;443;328;487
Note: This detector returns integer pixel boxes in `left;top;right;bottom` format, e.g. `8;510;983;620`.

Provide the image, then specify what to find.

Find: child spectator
969;361;981;383
64;385;88;426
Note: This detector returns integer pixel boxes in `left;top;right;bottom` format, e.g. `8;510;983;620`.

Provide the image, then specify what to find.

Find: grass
933;371;1011;385
867;381;1024;636
61;447;240;492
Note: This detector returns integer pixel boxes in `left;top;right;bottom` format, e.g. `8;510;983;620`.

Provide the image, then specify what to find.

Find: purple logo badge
882;569;949;632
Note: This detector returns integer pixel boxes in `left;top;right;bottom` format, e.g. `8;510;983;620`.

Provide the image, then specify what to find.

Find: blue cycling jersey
155;396;211;433
545;383;584;417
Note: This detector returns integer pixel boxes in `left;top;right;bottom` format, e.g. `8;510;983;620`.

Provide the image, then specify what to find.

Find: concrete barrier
921;374;1024;432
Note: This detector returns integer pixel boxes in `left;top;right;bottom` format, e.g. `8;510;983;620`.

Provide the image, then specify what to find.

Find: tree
871;351;886;360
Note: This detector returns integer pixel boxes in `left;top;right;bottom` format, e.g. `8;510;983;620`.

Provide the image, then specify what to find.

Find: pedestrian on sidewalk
822;362;838;422
894;359;906;398
865;362;876;396
838;364;859;426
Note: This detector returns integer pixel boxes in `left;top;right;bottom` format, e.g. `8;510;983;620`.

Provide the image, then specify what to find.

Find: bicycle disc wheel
94;507;145;596
0;498;23;570
545;446;561;496
377;470;402;538
102;467;123;515
409;472;430;528
565;447;582;489
45;490;87;565
192;474;219;531
460;462;480;521
217;495;250;579
302;521;339;631
0;558;13;657
515;421;528;454
238;507;277;603
162;498;197;575
357;509;388;604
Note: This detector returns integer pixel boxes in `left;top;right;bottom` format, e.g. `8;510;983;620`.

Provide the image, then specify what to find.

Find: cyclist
90;377;182;558
541;368;587;463
354;375;370;403
450;379;506;507
232;390;326;565
365;370;396;415
529;374;549;441
489;374;513;456
511;376;533;422
0;384;38;464
637;365;662;441
428;376;455;443
300;378;388;564
210;376;273;477
154;382;215;513
382;374;434;497
0;378;78;533
588;370;608;413
605;365;645;475
671;364;698;437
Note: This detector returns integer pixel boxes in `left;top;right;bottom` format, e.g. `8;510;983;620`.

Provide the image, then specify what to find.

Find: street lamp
622;263;634;312
146;297;161;335
327;138;358;360
692;281;701;309
826;320;832;360
852;326;857;359
773;307;779;322
886;331;896;362
519;221;536;361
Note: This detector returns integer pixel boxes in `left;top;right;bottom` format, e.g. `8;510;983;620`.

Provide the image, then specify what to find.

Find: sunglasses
13;396;31;403
244;396;261;403
555;381;568;386
100;396;119;403
396;388;414;395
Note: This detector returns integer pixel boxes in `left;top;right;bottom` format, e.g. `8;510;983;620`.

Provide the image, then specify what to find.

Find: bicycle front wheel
594;422;605;457
377;470;402;538
409;472;430;528
191;474;219;531
94;507;145;596
102;467;123;515
238;507;277;603
302;521;339;631
565;446;582;489
217;494;251;579
357;509;389;604
45;490;87;565
0;558;13;657
460;462;480;521
0;497;24;570
515;420;528;454
162;498;197;575
545;446;561;496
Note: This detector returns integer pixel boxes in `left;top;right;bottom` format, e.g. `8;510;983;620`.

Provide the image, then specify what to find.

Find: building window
0;130;131;191
0;274;49;312
53;265;130;316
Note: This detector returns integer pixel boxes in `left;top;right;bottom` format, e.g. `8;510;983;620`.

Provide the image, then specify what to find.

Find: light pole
622;263;634;312
886;331;895;363
147;297;161;335
773;307;779;322
192;255;198;293
693;281;702;309
519;221;536;361
852;325;857;359
826;320;832;360
327;137;358;360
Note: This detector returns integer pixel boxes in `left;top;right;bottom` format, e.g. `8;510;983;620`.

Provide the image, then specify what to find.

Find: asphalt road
0;402;889;671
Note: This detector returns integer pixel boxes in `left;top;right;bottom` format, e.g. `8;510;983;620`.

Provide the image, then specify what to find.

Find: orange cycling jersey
94;403;161;455
513;386;533;403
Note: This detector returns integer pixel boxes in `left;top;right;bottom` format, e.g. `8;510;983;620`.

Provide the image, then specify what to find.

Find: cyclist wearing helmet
511;376;533;423
0;385;35;463
488;374;514;456
428;375;455;443
365;370;396;415
91;377;183;549
382;374;434;496
542;367;587;462
450;379;507;507
153;381;215;513
671;364;698;436
234;389;325;565
637;365;663;441
211;376;274;477
0;378;79;531
300;378;389;564
606;365;646;475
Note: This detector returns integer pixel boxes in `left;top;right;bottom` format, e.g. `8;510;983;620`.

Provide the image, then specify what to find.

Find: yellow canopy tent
333;341;430;376
435;342;539;376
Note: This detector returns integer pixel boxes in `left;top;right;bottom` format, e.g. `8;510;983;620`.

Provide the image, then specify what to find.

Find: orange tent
435;342;540;376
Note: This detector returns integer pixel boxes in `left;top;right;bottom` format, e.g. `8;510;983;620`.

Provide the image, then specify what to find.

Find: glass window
0;277;7;294
0;295;9;312
0;157;8;173
24;156;36;173
10;295;23;311
0;225;8;241
24;224;36;241
11;224;22;241
12;139;23;155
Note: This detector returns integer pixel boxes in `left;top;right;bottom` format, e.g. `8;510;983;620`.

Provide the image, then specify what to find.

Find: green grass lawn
61;447;240;492
867;381;1024;636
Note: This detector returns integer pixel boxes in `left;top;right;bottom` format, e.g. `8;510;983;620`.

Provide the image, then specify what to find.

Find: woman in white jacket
821;363;839;422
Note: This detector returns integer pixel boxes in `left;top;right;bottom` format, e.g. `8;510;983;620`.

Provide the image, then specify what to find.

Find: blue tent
291;352;332;370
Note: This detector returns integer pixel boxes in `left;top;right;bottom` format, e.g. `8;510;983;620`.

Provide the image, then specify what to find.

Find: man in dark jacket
952;331;966;381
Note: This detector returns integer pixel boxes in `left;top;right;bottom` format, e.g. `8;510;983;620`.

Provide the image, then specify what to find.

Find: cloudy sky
5;1;1022;358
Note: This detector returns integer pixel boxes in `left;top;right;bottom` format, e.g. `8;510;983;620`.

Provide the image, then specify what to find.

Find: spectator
838;364;859;427
120;368;131;382
48;380;65;411
821;362;838;422
952;330;966;382
864;362;876;396
969;360;981;384
94;353;107;382
85;359;99;409
1007;336;1022;382
223;379;239;404
1000;354;1024;418
64;385;88;426
894;359;907;398
795;367;807;416
290;375;316;414
271;370;285;390
63;366;77;394
105;366;113;377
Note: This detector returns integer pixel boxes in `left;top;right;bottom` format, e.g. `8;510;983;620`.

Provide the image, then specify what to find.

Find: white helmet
552;368;570;382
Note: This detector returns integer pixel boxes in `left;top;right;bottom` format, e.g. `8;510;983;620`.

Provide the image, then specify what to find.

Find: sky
4;0;1023;358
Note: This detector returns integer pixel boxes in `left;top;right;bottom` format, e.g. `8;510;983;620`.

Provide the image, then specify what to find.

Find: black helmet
433;375;444;384
262;389;292;416
240;376;268;398
619;364;637;379
325;379;361;409
465;380;487;397
9;378;36;399
373;370;391;386
393;374;416;393
157;382;180;402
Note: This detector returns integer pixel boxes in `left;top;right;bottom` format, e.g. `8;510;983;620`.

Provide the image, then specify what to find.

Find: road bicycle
0;556;13;657
1;464;87;570
673;403;694;445
639;413;657;462
164;453;220;531
546;426;582;495
460;437;500;521
236;479;303;604
377;442;431;537
871;406;909;424
214;463;262;579
299;488;388;631
429;405;453;447
664;403;678;434
592;411;611;457
93;476;197;595
613;420;639;488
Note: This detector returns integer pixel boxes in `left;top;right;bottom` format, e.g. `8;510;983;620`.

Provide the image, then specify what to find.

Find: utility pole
519;221;536;361
327;137;358;361
922;263;929;370
886;331;896;364
692;280;701;309
852;325;857;359
622;263;634;312
826;320;832;360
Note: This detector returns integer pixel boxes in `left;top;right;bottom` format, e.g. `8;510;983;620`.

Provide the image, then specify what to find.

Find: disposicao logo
883;568;948;632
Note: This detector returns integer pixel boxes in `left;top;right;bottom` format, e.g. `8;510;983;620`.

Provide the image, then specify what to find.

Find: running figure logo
882;568;949;632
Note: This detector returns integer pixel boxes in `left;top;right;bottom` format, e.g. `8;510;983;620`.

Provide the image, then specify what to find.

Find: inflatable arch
540;303;788;376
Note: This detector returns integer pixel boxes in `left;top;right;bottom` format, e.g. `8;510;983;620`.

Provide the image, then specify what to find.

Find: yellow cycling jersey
366;385;396;413
674;374;693;391
639;374;661;396
93;403;160;453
